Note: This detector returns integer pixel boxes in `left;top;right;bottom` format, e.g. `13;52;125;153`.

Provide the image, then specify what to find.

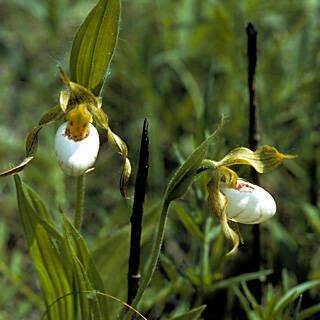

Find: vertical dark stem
127;119;149;305
246;22;262;303
247;23;259;153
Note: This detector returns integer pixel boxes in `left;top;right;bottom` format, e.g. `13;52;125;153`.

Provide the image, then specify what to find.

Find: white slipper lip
221;179;276;224
54;122;100;176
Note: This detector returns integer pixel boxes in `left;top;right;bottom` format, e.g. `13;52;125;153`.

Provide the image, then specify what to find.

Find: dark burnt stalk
127;119;149;305
246;22;262;303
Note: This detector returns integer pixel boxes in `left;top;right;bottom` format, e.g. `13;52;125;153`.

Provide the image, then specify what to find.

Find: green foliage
165;129;219;202
70;0;121;95
14;174;108;320
233;275;320;320
0;0;319;319
0;221;41;319
168;305;206;320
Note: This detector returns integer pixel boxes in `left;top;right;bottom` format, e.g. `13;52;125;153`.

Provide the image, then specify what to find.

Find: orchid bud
221;179;276;224
54;122;99;176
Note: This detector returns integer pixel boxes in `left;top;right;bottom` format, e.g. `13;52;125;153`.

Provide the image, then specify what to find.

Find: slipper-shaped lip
221;179;276;224
55;122;100;176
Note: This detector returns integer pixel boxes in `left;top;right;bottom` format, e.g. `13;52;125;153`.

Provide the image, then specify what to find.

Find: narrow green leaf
62;215;108;319
70;0;121;95
232;286;254;319
169;305;206;320
302;203;320;234
241;282;262;316
14;175;72;319
175;203;204;241
93;204;160;317
14;175;108;320
272;280;320;317
165;128;220;202
297;303;320;320
160;255;181;281
208;270;273;292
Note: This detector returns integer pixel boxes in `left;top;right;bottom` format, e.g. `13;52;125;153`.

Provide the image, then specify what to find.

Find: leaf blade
70;0;121;95
169;305;206;320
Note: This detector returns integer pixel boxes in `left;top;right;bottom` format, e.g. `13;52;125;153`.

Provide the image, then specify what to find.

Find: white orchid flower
222;179;276;224
55;121;99;176
0;67;131;197
206;146;296;255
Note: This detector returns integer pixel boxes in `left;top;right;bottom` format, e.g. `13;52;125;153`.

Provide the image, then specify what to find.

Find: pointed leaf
69;0;121;95
14;175;72;318
175;203;204;241
302;203;320;234
216;145;296;173
14;175;108;319
62;215;109;318
297;303;320;320
169;305;206;320
272;280;320;317
208;270;273;292
93;204;160;317
165;129;220;202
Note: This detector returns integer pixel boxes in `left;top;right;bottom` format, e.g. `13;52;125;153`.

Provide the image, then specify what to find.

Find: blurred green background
0;0;320;319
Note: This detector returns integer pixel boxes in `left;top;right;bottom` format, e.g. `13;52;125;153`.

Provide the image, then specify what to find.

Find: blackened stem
246;22;262;303
127;119;149;305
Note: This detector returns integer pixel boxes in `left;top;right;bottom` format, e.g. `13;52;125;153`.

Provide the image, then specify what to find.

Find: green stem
200;218;210;290
74;174;85;231
122;200;170;320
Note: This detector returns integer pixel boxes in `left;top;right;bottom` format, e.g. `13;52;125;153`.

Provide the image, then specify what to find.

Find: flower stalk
74;174;86;231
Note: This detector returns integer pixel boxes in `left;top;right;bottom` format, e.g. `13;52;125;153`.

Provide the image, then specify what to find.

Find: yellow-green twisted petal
216;145;296;173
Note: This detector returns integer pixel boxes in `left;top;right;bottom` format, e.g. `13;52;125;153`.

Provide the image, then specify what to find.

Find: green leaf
208;270;273;292
272;280;320;318
297;303;320;320
92;204;160;317
240;282;262;317
14;175;71;319
175;203;204;241
302;203;320;234
14;175;108;320
169;305;206;320
232;286;254;319
69;0;121;95
165;129;220;202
